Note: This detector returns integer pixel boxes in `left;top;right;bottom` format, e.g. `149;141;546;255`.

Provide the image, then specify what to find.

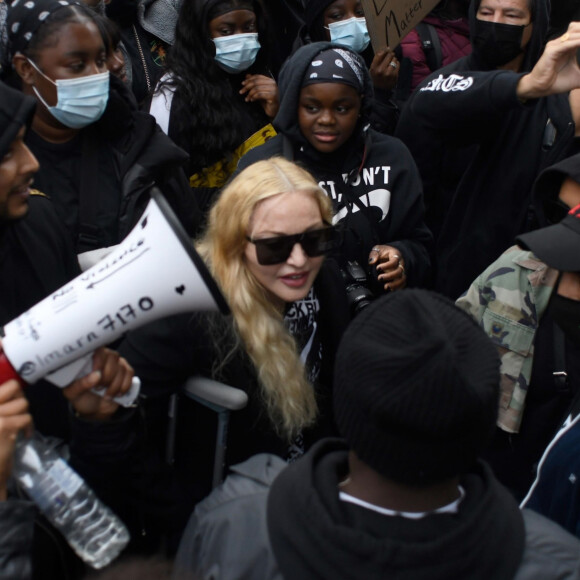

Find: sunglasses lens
255;238;294;265
302;228;334;256
252;228;335;265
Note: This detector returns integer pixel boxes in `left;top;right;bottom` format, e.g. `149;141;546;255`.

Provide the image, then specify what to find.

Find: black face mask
472;19;526;68
552;294;580;348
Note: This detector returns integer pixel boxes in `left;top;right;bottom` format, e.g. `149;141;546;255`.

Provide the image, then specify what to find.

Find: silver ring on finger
389;61;398;69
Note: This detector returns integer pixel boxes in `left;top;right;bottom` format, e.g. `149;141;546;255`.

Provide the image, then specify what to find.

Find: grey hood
138;0;182;44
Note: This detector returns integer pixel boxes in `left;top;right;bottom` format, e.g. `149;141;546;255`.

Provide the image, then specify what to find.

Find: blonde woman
120;157;350;499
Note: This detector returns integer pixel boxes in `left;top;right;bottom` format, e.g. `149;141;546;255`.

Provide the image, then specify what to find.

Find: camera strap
281;134;381;248
281;135;373;215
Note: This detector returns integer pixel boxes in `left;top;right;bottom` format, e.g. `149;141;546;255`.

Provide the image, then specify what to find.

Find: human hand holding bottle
0;378;33;501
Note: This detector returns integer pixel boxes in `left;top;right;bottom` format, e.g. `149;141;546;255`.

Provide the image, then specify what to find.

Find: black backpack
396;22;443;104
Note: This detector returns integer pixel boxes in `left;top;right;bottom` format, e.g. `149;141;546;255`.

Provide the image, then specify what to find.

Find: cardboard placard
362;0;440;50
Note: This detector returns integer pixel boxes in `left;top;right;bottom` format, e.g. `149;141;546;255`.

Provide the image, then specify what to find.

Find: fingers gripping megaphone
0;189;229;406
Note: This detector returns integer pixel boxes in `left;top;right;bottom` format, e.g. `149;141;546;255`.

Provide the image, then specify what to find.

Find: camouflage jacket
456;246;559;433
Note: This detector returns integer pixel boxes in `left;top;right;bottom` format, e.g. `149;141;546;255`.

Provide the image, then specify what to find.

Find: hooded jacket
174;439;580;580
237;42;432;288
395;0;576;299
530;151;580;227
137;0;180;44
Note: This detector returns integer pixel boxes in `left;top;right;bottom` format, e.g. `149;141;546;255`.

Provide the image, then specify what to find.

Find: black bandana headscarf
301;47;365;93
7;0;82;59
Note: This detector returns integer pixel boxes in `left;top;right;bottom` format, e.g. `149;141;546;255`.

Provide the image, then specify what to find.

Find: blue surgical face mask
213;32;261;73
28;59;110;129
327;17;370;54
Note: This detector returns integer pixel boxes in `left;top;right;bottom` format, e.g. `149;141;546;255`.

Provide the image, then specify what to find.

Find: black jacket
237;42;432;288
268;441;526;580
0;194;80;326
119;260;350;497
394;0;575;299
0;194;150;575
0;194;81;440
26;76;200;253
397;67;575;299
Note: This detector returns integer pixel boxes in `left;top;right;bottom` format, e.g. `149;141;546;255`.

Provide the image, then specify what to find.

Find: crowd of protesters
1;0;580;577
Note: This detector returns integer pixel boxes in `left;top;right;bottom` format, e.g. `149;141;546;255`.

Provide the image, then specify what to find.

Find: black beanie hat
333;289;500;486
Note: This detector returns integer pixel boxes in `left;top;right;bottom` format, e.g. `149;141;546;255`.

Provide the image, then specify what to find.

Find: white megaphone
0;188;229;406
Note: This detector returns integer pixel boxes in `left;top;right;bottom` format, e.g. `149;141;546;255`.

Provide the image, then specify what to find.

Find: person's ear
12;54;35;86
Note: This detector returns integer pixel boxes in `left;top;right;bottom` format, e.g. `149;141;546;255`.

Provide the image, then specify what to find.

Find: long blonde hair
196;158;333;441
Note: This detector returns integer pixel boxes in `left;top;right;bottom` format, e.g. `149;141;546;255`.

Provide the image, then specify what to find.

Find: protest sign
361;0;440;50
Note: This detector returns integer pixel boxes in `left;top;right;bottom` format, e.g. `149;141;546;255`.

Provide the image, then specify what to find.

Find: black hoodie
25;75;200;253
267;438;580;580
268;440;528;580
395;0;577;299
174;439;580;580
529;151;580;228
238;42;432;288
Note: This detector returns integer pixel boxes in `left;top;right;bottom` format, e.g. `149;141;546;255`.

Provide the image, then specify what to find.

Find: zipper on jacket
133;25;151;93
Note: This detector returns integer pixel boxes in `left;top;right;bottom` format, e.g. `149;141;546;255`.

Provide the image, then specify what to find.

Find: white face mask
28;59;110;129
327;17;370;54
212;32;261;73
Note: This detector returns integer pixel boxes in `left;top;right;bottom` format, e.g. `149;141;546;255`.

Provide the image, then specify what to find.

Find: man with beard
0;80;97;439
0;77;138;449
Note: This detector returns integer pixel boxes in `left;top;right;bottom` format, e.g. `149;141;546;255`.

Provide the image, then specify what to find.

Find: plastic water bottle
13;432;130;569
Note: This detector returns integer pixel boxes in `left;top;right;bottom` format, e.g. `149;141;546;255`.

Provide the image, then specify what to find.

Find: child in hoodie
296;0;400;135
237;42;432;308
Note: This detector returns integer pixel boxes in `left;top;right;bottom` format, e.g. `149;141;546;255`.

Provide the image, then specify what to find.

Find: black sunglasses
246;227;335;265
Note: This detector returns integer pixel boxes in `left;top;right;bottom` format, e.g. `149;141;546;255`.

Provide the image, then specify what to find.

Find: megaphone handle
91;376;141;408
1;345;140;406
43;355;141;408
0;351;26;388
